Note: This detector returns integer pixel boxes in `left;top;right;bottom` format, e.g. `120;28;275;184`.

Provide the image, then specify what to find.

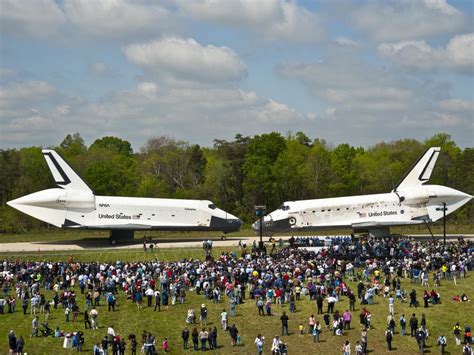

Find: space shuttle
253;147;472;237
7;150;242;244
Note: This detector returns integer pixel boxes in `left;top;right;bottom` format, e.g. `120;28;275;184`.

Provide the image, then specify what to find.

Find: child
299;323;304;335
162;338;169;352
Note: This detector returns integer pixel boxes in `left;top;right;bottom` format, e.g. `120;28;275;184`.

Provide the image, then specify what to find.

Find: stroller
40;322;53;337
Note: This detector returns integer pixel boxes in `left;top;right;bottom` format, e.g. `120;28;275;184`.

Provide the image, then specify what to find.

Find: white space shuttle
7;150;241;243
253;147;472;237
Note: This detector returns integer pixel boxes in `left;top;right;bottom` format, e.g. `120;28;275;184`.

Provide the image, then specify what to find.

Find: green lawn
0;248;473;354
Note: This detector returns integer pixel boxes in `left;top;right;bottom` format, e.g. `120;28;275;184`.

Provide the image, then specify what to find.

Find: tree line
0;132;472;233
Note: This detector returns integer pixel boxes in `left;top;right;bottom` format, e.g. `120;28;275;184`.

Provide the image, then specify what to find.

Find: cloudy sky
1;0;473;149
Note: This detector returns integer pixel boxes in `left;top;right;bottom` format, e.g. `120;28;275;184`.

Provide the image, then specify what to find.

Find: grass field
0;247;473;355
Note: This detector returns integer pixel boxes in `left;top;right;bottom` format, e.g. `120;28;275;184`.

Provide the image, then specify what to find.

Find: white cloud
0;81;56;103
176;0;324;43
334;37;360;47
8;115;55;130
378;34;474;72
439;99;474;112
0;0;66;38
277;56;472;145
63;0;175;39
352;0;464;42
124;37;247;82
0;78;310;148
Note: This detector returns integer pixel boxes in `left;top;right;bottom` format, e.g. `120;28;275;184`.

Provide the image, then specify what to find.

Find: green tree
302;139;332;198
90;136;133;156
243;132;286;209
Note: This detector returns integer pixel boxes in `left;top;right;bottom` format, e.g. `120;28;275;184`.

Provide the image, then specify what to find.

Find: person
355;341;363;355
463;344;472;355
162;338;169;352
343;310;352;330
271;336;281;355
153;289;160;311
31;316;39;338
16;335;25;354
83;311;91;329
324;312;331;330
281;311;289;336
416;327;426;354
182;327;189;350
388;294;395;315
192;327;199;351
308;314;316;333
342;340;351;355
257;297;265;316
465;325;472;345
385;327;393;351
454;322;462;345
221;309;228;330
410;289;418;307
400;314;406;336
229;324;239;347
200;304;208;326
255;334;265;355
437;334;447;354
410;314;418;337
107;325;116;348
90;307;98;330
107;292;116;311
8;331;17;355
76;331;84;352
128;334;137;355
210;326;218;350
312;321;321;342
361;328;368;354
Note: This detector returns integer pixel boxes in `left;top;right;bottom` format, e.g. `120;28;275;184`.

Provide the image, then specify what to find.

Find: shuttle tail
42;149;93;193
394;147;440;191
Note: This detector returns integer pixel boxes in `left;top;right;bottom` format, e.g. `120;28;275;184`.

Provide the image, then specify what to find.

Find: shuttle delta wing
42;149;93;193
394;147;440;191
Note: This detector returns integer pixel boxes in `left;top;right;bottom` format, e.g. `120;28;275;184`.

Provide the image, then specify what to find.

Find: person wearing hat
200;304;208;326
9;331;16;355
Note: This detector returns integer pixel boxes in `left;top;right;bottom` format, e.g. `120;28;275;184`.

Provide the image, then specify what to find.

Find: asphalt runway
0;234;472;253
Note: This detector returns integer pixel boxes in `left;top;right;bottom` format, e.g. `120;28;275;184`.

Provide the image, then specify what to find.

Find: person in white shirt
255;334;265;355
220;310;228;330
90;307;98;330
107;326;115;347
271;336;281;355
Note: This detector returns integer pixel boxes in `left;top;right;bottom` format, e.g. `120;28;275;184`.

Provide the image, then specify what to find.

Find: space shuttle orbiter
253;147;472;237
8;150;242;244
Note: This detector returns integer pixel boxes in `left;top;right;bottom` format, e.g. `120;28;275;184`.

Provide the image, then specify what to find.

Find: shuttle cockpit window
208;204;216;210
279;204;290;211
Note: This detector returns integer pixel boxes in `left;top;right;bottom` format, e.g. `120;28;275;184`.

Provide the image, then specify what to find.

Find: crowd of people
1;234;473;354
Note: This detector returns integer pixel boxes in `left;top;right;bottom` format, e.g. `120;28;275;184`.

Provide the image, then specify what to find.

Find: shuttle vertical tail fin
42;149;93;193
394;147;440;191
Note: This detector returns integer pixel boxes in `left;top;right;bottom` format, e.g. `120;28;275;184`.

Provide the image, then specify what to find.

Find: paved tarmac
0;234;472;253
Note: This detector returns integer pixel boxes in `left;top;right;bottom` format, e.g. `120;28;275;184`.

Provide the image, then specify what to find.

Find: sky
0;0;473;150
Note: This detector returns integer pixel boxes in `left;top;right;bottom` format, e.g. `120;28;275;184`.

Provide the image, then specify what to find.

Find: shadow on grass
35;236;242;248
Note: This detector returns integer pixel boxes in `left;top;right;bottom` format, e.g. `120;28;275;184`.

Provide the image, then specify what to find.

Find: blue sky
1;0;473;149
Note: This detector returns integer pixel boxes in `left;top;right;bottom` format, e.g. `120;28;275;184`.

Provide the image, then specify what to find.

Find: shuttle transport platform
0;234;472;253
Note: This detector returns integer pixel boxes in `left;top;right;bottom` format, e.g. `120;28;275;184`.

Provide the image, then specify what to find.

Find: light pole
255;205;266;254
436;203;448;251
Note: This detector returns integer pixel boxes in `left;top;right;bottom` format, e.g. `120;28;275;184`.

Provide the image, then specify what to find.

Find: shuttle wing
42;149;93;193
394;147;440;191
